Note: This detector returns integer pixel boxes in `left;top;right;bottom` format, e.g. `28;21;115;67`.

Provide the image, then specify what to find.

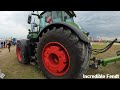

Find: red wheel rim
42;42;70;76
17;47;22;62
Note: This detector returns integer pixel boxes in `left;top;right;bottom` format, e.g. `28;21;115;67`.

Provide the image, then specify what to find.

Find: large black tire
37;27;91;79
16;39;30;64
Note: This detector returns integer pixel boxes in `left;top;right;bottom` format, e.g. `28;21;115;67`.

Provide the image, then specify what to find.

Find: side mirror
28;15;32;24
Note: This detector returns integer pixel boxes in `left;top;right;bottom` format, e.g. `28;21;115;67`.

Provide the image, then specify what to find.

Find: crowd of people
0;41;12;52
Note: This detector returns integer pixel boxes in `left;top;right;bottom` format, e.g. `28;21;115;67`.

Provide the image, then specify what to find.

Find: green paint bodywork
102;56;120;66
66;22;88;38
66;22;80;30
27;32;38;39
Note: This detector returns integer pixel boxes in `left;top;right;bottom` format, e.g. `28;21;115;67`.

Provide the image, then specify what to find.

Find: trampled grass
0;46;45;79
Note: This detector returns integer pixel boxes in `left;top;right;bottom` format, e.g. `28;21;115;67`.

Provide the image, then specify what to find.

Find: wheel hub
42;42;70;76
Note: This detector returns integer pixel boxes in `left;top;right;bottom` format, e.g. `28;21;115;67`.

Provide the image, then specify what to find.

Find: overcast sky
0;11;120;40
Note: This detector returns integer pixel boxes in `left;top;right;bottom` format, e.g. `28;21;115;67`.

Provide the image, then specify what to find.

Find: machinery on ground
16;11;120;79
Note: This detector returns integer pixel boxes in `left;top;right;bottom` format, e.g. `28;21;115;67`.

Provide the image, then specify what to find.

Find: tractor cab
39;11;76;28
27;11;77;39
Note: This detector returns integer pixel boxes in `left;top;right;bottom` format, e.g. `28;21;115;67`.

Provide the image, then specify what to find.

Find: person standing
7;41;11;52
1;42;3;48
4;42;5;48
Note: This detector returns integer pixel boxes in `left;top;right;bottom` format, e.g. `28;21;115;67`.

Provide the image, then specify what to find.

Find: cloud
74;11;120;40
0;11;30;39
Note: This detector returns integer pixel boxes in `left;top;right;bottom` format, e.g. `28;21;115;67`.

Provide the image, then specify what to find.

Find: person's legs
8;47;10;52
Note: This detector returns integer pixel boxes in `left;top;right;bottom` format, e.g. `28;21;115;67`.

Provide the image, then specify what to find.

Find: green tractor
16;11;91;79
16;11;120;79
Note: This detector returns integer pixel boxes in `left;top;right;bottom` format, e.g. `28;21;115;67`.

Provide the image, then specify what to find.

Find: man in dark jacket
7;41;11;52
4;42;5;48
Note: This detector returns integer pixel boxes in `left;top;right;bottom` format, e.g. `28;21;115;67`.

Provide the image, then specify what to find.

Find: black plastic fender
38;22;89;43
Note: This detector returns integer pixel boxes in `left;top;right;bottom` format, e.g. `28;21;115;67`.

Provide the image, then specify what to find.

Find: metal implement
90;38;120;69
102;56;120;67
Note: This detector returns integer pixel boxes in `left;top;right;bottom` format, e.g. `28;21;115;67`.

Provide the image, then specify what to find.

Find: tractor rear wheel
16;40;30;64
37;27;91;79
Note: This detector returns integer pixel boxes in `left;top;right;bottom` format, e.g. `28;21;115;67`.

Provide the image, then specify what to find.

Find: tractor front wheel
16;40;30;64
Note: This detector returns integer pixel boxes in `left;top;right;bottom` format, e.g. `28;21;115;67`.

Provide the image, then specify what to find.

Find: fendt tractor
16;11;120;79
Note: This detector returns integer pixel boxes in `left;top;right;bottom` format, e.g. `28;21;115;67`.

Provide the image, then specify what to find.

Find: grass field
0;46;45;79
0;43;120;79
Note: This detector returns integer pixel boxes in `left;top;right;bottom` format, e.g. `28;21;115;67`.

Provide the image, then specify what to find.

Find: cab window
63;12;74;22
52;11;62;22
40;11;52;28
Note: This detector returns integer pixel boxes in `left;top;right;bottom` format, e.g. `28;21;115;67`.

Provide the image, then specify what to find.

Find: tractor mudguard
38;22;89;43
